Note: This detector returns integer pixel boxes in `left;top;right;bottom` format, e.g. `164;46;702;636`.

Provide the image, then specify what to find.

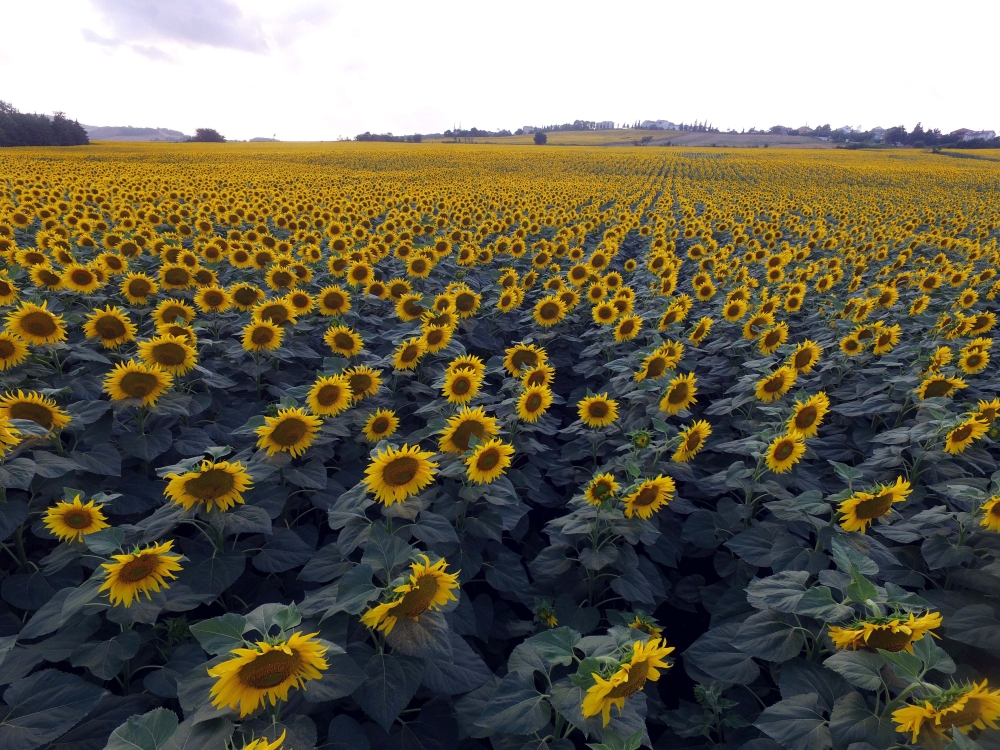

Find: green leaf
352;652;423;732
829;461;864;484
0;668;106;750
823;651;885;691
385;610;453;659
832;538;879;576
105;708;179;750
846;569;878;604
475;672;550;735
588;728;644;750
829;691;896;750
360;523;413;580
912;633;955;674
82;527;125;555
122;428;173;461
189;613;247;654
945;605;1000;652
0;500;28;543
879;649;922;681
732;609;806;661
301;653;367;702
685;622;760;684
161;716;233;750
746;571;810;613
947;730;984;750
525;626;581;666
421;632;492;695
795;587;854;622
755;693;831;750
70;630;140;680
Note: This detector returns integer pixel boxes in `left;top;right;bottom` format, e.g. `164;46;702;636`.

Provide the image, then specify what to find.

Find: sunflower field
0;142;998;750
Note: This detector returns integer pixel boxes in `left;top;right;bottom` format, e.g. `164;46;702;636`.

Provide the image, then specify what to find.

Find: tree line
0;101;89;147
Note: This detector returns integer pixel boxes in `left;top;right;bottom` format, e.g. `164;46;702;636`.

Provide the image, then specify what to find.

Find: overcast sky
1;0;997;141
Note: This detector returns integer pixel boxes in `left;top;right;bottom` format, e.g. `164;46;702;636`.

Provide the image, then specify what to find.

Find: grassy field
422;128;835;148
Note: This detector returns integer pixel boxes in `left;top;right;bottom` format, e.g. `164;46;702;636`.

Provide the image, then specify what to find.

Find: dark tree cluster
0;101;89;147
355;132;423;143
187;128;226;143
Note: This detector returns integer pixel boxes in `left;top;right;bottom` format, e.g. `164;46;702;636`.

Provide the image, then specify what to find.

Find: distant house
838;125;854;134
796;126;813;135
950;128;996;141
871;126;885;143
595;121;615;130
640;120;677;130
521;126;536;134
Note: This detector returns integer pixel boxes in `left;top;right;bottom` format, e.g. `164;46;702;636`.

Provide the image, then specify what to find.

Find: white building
950;128;996;141
640;119;678;130
871;126;885;142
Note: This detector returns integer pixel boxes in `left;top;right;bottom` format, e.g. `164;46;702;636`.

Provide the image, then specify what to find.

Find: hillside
423;128;834;148
84;125;189;142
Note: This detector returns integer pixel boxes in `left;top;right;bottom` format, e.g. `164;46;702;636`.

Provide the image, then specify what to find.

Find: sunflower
765;433;806;474
909;295;929;315
533;296;567;327
838;477;911;532
788;340;822;373
442;368;483;405
422;325;453;354
153;299;195;326
917;375;967;400
635;350;672;382
977;495;1000;532
517;385;553;423
672;420;712;463
242;321;283;352
0;390;71;433
230;283;265;311
252;404;322;455
584;473;619;505
660;372;698;415
363;409;399;442
755;366;797;403
893;680;1000;743
395;293;426;322
943;417;989;454
581;639;674;727
465;439;515;484
872;323;902;355
361;555;459;634
363;443;438;504
688;316;713;345
43;495;109;542
757;322;789;355
253;299;296;325
723;299;748;322
138;334;198;376
82;305;136;349
393;337;426;371
503;344;547;376
208;632;328;717
193;286;232;313
344;365;381;402
164;459;253;513
99;540;183;607
453;288;481;317
958;348;990;375
159;264;193;290
614;314;643;342
592;302;618;325
927;346;954;373
287;290;315;315
446;354;486;379
324;325;364;358
239;731;287;750
301;375;352;417
839;335;864;356
622;476;675;519
61;263;102;294
5;301;66;346
439;406;499;453
787;392;830;439
828;612;942;653
0;333;28;371
578;394;619;428
103;360;174;406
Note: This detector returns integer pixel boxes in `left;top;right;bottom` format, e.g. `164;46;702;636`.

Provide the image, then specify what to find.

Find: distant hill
84;125;189;142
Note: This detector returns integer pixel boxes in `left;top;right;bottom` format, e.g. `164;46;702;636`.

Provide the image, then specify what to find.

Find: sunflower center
21;312;57;337
452;377;470;395
794;407;818;430
633;486;660;507
794;350;812;369
763;376;785;393
764;331;780;347
966;354;982;368
608;658;650;699
511;351;538;370
120;371;159;397
588;402;609;419
523;392;543;412
185;468;236;501
316;384;344;407
403;300;424;317
164;268;189;285
349;374;372;394
238;649;302;690
117;555;159;583
940;698;983;729
9;401;55;429
593;481;612;498
333;333;355;351
774;441;795;461
204;291;225;306
394;574;440;618
620;321;635;335
855;492;894;520
235;288;260;306
259;305;288;324
71;269;94;285
668;384;689;404
685;432;703;451
646;358;666;378
476;448;500;470
451;421;486;452
0;340;15;358
251;327;275;345
151;343;187;366
426;330;445;346
160;305;187;323
456;293;475;312
63;510;92;529
540;302;560;320
270;418;308;446
95;316;127;339
864;627;914;652
272;272;292;287
401;345;419;362
924;380;953;398
951;424;974;442
371;417;389;434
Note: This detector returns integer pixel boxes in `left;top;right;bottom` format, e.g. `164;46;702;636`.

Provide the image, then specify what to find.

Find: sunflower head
103;360;174;407
43;494;110;542
364;443;439;505
5;301;66;346
363;409;399;443
255;407;323;457
584;473;619;505
578;394;619;428
99;540;183;607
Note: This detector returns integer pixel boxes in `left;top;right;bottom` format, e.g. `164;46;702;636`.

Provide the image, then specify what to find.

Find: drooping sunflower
0;332;28;371
659;372;698;415
584;473;619;505
439;406;499;453
255;407;322;457
765;433;806;474
324;325;364;358
362;409;399;442
208;632;328;717
829;611;942;653
465;438;515;484
137;334;198;376
621;475;675;519
103;360;174;406
344;365;381;402
393;336;426;371
893;680;1000;743
363;443;438;505
517;385;553;423
787;340;823;373
5;301;66;346
99;540;183;607
787;392;830;439
672;420;712;463
239;731;287;750
503;343;547;376
581;639;675;726
917;374;967;400
43;495;110;542
360;555;460;635
442;368;483;405
152;299;195;326
164;459;253;513
838;476;911;532
83;305;137;349
973;398;1000;426
943;417;989;454
242;321;283;352
578;393;619;428
0;390;71;433
755;366;797;403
